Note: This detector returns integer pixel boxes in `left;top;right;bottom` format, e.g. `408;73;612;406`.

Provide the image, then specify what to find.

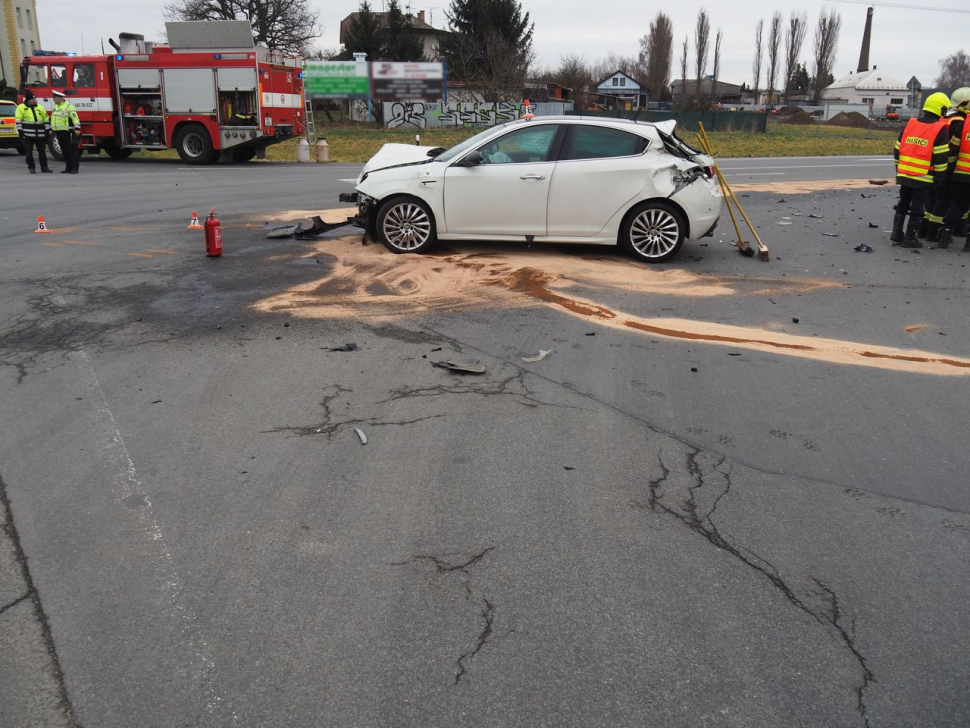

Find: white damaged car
340;116;722;263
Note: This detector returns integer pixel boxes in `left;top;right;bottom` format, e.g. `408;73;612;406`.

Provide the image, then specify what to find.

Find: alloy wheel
629;208;680;259
382;202;432;251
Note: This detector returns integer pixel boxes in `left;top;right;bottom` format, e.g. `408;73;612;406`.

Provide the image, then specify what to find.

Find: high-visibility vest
954;119;970;179
896;117;948;184
50;102;80;132
14;103;50;138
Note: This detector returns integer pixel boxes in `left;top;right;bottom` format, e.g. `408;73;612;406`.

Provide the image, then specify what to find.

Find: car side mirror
459;150;482;167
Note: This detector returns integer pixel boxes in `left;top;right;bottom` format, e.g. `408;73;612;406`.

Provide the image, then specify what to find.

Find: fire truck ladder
304;96;317;144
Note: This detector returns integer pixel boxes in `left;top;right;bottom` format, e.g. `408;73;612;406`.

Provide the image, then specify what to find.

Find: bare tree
766;12;782;104
555;53;591;109
445;28;535;103
811;10;842;104
783;12;807;102
589;52;642;85
639;12;674;103
712;28;722;103
164;0;321;56
752;19;764;99
936;50;970;88
693;8;710;97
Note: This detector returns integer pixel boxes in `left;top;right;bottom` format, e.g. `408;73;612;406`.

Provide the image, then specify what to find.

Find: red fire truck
19;21;306;164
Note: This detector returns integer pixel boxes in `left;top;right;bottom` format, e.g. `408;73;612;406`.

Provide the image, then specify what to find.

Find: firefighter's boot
901;217;923;248
939;228;953;249
916;217;930;239
927;222;943;243
964;234;970;253
955;220;968;237
890;214;906;243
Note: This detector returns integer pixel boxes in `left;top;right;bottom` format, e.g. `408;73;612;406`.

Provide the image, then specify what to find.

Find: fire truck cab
19;21;305;164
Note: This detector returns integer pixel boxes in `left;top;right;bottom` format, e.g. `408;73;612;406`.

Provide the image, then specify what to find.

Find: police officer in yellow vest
14;90;52;174
891;92;950;248
51;90;81;174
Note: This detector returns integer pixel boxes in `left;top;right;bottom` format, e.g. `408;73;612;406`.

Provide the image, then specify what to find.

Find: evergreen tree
384;0;425;61
441;0;534;97
338;1;384;61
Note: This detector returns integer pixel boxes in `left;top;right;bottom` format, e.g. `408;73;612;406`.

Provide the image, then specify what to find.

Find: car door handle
520;174;546;180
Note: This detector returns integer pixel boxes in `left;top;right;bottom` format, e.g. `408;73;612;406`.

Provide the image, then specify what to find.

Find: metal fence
566;109;768;133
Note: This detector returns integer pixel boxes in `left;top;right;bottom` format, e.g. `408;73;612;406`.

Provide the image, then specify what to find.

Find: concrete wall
358;101;573;127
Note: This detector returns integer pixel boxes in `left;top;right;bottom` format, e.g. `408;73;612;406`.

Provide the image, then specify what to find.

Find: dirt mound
825;111;871;129
773;106;815;125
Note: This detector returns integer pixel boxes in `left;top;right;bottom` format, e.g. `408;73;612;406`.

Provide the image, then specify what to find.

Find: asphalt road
1;150;968;728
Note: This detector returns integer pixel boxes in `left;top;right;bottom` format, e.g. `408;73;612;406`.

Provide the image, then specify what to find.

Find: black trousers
22;137;49;171
943;184;970;229
55;131;80;173
896;185;934;218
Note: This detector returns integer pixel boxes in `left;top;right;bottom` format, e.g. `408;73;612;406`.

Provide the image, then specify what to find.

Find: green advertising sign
304;62;370;100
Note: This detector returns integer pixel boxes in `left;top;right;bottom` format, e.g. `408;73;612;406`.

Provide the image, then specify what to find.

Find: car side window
559;125;648;161
26;64;48;87
477;126;559;165
72;63;95;88
51;65;67;88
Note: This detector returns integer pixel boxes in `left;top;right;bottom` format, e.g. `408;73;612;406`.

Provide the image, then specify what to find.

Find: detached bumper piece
294;215;358;240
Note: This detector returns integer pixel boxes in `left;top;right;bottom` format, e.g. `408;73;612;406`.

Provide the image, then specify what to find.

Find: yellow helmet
951;87;970;111
923;92;950;117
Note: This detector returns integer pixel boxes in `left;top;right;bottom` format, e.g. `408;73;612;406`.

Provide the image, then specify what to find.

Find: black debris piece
585;332;596;336
564;466;576;471
727;353;742;356
431;347;443;352
284;322;290;328
854;243;873;252
329;342;359;352
869;179;889;186
690;367;698;373
809;214;824;219
792;317;800;323
868;223;879;228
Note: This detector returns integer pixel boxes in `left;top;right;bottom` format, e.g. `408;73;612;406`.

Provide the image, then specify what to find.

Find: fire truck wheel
175;124;215;165
48;135;64;162
104;146;134;160
232;148;257;163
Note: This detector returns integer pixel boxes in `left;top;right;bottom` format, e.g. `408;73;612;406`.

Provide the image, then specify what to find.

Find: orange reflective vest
896;117;948;184
954;119;970;179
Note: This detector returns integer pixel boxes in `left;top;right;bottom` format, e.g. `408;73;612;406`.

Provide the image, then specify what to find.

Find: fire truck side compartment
162;68;217;114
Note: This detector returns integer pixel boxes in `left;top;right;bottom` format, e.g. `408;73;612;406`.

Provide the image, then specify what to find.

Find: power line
828;0;970;14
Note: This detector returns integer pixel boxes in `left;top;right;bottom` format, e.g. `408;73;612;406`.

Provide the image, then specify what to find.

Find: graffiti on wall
384;101;576;128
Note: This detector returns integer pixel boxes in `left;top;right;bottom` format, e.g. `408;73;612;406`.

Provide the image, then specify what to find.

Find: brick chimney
417;10;426;24
857;6;873;73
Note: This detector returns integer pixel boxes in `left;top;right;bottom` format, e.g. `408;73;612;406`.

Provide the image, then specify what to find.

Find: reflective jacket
14;103;50;138
949;114;970;182
894;113;949;187
50;102;80;132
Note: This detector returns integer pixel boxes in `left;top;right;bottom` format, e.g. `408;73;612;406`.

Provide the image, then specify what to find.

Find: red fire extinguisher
205;207;222;257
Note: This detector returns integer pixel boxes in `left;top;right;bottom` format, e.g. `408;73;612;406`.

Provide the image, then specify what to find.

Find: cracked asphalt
1;150;969;727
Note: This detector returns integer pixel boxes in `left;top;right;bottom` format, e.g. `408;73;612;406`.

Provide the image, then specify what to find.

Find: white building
0;0;42;88
822;67;910;111
594;70;648;109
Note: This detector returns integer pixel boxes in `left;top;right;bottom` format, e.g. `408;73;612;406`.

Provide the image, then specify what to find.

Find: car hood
359;143;439;180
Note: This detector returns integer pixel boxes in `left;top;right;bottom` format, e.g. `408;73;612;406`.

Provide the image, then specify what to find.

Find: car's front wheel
376;197;437;254
621;201;686;263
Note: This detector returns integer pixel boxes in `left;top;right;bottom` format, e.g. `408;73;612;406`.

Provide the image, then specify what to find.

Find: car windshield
0;102;15;115
434;125;510;163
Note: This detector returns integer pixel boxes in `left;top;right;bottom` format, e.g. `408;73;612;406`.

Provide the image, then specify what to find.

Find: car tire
175;124;215;165
375;196;437;254
232;148;257;163
104;145;133;159
48;135;64;162
620;200;686;263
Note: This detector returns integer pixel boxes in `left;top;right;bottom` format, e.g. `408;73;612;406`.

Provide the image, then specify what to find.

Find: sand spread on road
730;178;891;194
252;232;969;376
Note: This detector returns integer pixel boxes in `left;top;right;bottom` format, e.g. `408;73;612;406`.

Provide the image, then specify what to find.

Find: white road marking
724;172;785;177
71;348;236;724
338;178;358;183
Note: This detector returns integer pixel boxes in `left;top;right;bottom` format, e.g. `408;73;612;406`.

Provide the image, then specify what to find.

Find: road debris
264;222;299;239
822;233;840;238
690;367;698;372
868;223;879;228
869;179;889;186
328;342;359;352
522;350;552;363
432;359;486;374
792;317;799;323
854;243;873;253
354;428;368;445
809;214;824;219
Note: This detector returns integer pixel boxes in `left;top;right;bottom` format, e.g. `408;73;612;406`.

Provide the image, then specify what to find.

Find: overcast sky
35;0;968;88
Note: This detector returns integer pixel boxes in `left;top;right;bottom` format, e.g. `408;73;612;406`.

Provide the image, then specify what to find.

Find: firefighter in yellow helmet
938;87;970;251
891;92;950;247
